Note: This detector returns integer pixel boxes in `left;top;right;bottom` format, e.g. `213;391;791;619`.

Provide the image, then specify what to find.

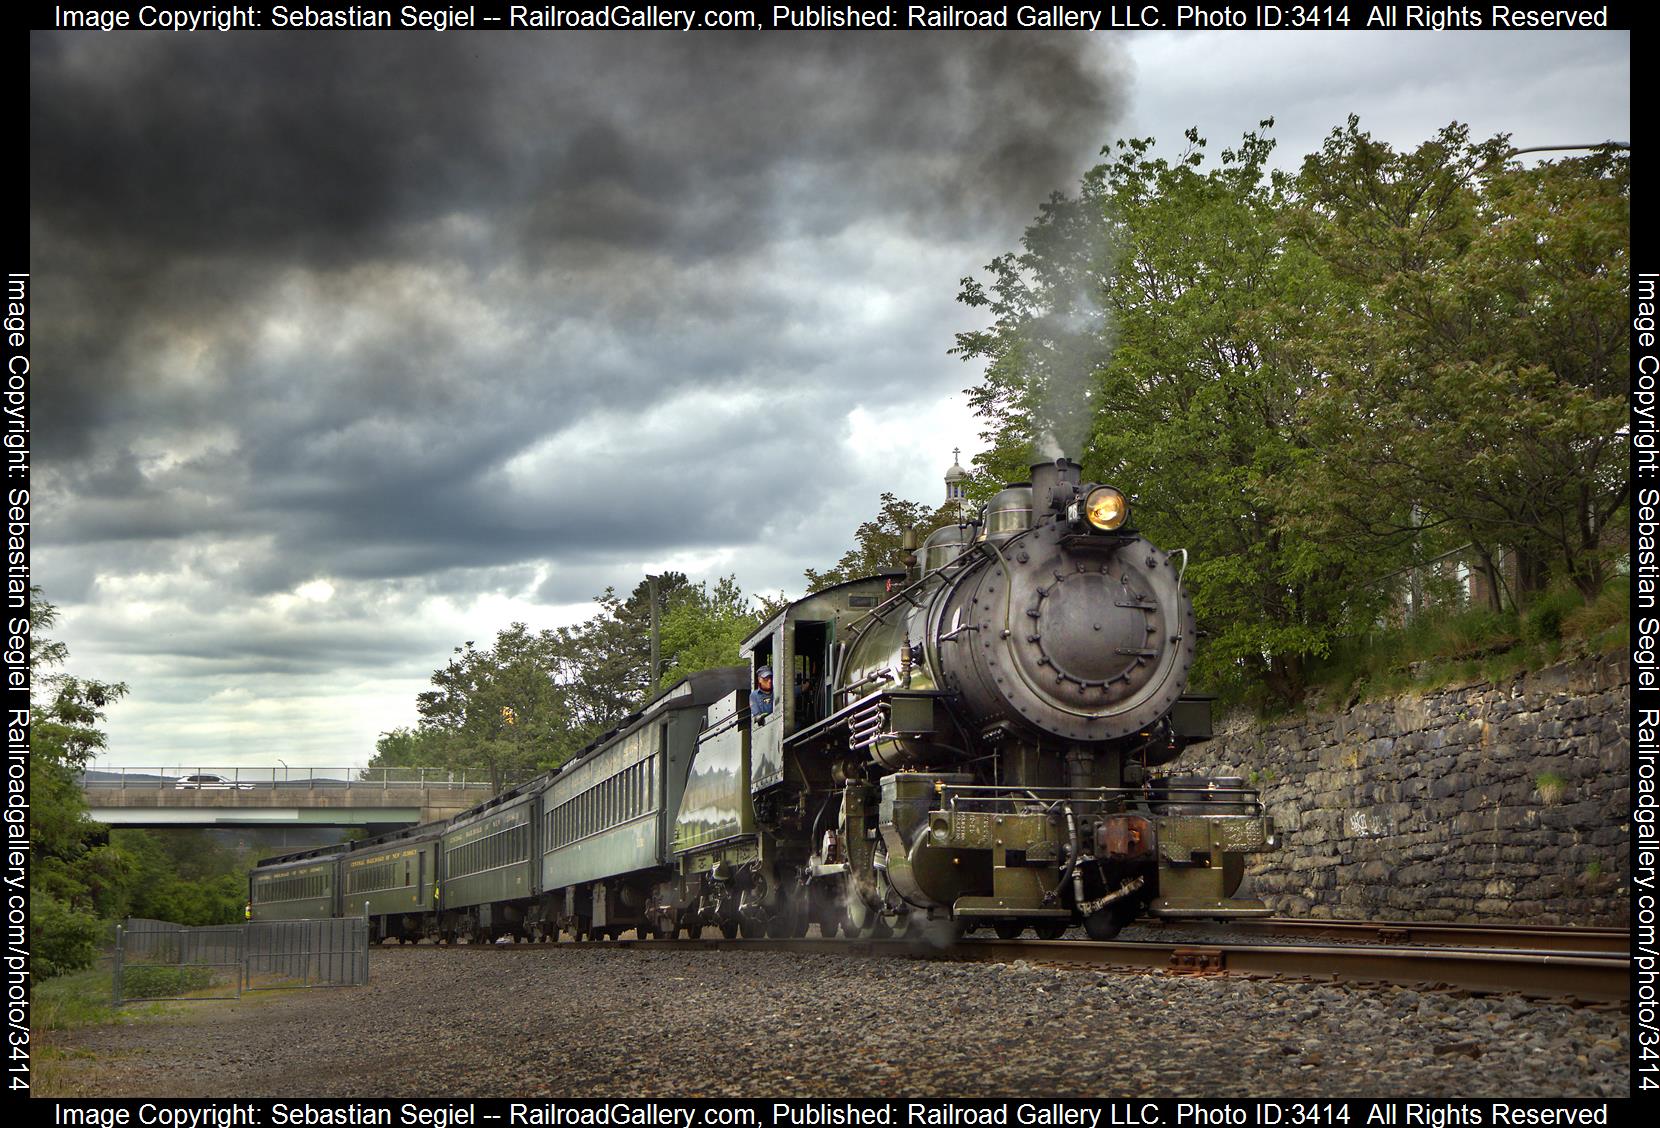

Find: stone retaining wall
1182;653;1630;924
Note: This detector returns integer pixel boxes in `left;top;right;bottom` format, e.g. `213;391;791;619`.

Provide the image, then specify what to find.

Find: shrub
119;964;216;1000
1433;607;1519;657
1523;588;1583;645
31;894;103;978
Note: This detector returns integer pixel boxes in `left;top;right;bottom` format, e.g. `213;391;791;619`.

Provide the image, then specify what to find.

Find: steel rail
377;933;1629;1003
954;938;1629;1004
1144;916;1631;955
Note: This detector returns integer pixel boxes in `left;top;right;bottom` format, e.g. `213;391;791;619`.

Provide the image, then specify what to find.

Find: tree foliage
956;123;1395;704
29;588;131;975
1289;120;1629;604
413;623;572;789
653;575;784;693
804;493;955;593
953;119;1626;706
375;574;781;779
110;829;252;926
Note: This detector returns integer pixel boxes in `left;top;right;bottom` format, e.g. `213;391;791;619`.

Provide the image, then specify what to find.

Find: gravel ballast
48;946;1628;1098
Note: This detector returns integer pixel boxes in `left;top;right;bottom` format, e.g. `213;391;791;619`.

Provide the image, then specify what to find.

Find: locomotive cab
739;571;904;790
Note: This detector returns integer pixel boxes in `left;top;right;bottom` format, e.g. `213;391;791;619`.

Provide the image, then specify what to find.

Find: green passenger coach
438;782;540;943
533;667;748;941
344;822;443;942
249;847;343;921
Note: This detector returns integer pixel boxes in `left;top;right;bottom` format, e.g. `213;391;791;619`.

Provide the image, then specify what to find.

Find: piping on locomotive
250;457;1276;943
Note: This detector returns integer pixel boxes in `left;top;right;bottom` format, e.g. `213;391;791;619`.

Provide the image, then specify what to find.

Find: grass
31;961;153;1094
1299;574;1628;713
1534;771;1569;804
33;957;250;1032
32;962;122;1033
31;957;238;1097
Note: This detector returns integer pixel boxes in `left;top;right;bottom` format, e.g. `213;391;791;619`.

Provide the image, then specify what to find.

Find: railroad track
377;925;1631;1004
1150;916;1631;954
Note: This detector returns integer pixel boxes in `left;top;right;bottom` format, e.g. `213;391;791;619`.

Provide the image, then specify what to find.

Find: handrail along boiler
250;457;1276;944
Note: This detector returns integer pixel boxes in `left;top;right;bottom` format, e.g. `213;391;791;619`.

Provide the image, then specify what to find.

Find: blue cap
757;665;772;678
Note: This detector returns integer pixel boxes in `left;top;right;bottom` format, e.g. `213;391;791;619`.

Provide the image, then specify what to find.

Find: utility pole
646;573;660;687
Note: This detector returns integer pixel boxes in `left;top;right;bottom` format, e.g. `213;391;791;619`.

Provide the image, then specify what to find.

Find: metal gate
243;918;369;993
113;917;368;1004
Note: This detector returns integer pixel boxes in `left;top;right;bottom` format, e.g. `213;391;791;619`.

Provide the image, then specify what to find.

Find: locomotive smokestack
1029;457;1082;519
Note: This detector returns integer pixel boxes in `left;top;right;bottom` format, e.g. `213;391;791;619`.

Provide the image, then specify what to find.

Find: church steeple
944;447;968;505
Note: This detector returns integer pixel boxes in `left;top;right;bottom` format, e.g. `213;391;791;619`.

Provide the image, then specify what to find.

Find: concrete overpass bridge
80;767;523;831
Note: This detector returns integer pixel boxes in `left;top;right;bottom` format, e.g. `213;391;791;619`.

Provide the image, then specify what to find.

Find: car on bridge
174;773;255;790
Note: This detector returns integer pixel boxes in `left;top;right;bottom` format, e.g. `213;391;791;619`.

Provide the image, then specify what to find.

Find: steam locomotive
250;457;1276;943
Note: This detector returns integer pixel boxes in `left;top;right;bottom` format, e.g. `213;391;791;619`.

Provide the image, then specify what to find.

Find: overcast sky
30;29;1629;770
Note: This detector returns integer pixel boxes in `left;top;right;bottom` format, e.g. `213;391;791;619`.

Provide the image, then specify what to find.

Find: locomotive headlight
1084;486;1129;531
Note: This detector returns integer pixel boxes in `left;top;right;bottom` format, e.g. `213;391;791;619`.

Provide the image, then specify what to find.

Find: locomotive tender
251;457;1276;943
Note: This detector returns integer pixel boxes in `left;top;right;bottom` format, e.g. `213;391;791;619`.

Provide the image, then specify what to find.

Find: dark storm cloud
32;31;1135;762
33;34;1119;261
33;32;1126;596
31;31;1122;369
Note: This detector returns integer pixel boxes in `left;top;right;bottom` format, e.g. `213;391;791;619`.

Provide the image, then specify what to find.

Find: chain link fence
113;917;368;1004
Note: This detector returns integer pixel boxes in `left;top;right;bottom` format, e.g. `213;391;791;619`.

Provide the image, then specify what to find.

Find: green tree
652;575;782;693
1290;121;1629;605
414;623;571;788
804;493;954;593
365;726;456;773
956;125;1395;704
384;574;781;777
111;829;251;925
29;588;131;975
552;573;780;739
548;575;688;743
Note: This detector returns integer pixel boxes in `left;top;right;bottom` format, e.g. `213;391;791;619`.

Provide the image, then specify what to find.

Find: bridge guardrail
80;766;529;791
